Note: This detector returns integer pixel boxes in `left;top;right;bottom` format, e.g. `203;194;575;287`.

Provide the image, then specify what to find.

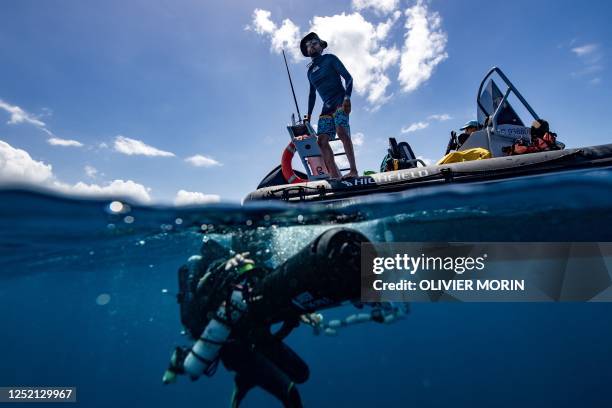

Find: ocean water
1;167;612;407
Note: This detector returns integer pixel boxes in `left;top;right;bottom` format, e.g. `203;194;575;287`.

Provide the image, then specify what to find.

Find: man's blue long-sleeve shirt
307;54;353;117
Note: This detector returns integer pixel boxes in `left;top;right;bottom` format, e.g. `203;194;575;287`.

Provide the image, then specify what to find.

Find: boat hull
244;144;612;203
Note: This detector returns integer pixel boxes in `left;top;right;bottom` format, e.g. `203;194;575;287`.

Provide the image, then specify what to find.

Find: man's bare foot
342;170;358;179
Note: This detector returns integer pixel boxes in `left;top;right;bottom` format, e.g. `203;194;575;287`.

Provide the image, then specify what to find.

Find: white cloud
0;99;93;146
0;99;59;139
54;179;152;203
398;1;448;92
310;12;400;107
428;113;452;121
352;0;399;15
571;44;598;57
84;165;98;178
174;190;221;206
247;9;302;61
399;113;451;134
248;10;400;108
375;11;401;40
572;64;604;76
0;140;54;184
400;113;450;134
48;137;83;147
569;43;604;83
352;132;365;146
250;9;276;34
185;154;222;167
113;135;175;157
589;77;602;85
0;99;46;127
0;139;152;203
248;3;447;108
401;121;429;133
272;20;301;59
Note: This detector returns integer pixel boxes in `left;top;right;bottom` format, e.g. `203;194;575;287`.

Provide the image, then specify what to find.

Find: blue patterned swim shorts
317;107;350;140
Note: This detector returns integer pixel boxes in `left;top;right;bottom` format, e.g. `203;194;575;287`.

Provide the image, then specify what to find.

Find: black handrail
476;67;540;123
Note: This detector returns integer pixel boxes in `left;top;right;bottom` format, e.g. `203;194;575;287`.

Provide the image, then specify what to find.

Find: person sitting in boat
301;32;358;179
502;119;562;155
445;120;481;153
458;120;481;146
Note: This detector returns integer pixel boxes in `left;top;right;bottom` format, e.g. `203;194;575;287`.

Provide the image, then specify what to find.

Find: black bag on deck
380;138;419;172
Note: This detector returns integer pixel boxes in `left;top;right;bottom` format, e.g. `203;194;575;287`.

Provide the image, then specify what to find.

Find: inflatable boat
245;68;612;203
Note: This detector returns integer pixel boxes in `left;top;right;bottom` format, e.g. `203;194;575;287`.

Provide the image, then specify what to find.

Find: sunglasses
305;39;320;47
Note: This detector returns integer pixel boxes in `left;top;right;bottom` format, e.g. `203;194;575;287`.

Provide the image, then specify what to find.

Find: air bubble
109;201;123;213
96;293;111;306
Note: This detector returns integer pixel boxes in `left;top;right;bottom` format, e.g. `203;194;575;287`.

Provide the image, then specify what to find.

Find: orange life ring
281;142;308;184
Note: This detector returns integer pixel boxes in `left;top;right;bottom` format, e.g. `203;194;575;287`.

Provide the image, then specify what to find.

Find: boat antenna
282;49;302;122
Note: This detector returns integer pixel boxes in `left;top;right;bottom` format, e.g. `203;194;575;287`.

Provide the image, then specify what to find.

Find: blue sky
0;0;610;204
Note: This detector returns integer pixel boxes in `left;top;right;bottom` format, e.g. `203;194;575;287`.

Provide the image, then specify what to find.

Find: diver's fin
162;347;187;384
162;369;177;385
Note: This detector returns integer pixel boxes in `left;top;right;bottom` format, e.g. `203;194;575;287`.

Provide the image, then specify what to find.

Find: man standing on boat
301;32;358;179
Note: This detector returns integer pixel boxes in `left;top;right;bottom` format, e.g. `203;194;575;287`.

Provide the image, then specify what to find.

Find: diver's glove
300;313;325;336
194;252;256;293
300;313;323;326
224;252;255;272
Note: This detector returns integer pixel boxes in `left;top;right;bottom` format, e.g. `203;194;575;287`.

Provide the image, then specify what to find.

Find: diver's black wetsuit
170;228;367;407
217;227;364;406
221;335;309;408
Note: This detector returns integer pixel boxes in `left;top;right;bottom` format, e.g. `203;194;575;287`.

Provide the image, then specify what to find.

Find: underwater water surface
1;167;612;407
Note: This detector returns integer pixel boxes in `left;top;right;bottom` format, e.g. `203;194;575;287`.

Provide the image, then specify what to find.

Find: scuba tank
183;289;247;379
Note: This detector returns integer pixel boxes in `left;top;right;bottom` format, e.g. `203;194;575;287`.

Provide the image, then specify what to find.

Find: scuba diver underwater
162;228;407;407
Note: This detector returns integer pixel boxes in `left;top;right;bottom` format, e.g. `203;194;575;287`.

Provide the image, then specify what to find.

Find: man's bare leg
336;125;358;177
317;134;341;178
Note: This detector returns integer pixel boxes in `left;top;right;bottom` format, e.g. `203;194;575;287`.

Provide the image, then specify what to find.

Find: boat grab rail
477;67;540;132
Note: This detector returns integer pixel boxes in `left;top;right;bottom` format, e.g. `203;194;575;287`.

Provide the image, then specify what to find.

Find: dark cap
300;32;327;57
531;119;550;138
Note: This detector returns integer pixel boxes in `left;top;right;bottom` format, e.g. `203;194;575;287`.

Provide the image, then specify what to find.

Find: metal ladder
286;120;349;181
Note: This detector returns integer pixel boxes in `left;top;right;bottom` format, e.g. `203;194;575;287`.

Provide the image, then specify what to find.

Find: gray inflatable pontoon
245;144;612;203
